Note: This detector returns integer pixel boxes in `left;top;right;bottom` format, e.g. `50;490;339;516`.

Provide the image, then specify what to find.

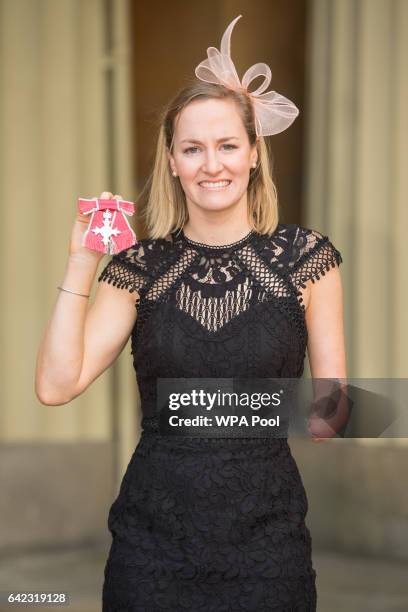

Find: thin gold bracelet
57;286;90;298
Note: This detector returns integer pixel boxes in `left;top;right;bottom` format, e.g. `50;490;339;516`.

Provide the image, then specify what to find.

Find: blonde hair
139;80;279;239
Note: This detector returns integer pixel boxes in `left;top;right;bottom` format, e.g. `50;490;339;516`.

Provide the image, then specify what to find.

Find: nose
202;148;223;174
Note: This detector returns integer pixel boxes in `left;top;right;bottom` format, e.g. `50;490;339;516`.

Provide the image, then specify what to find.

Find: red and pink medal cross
77;197;137;254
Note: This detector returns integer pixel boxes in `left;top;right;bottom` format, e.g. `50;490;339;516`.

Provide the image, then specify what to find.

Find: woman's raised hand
69;192;123;262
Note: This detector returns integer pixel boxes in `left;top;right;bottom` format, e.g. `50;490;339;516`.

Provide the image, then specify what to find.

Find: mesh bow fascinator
194;14;299;137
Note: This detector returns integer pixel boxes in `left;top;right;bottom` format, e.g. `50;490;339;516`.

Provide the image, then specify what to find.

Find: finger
113;194;123;200
100;191;113;199
76;213;90;224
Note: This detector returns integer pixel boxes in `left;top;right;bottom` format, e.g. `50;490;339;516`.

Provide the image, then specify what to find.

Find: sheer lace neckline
176;227;256;251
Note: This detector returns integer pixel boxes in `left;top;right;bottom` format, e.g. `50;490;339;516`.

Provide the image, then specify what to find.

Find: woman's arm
304;266;349;440
35;255;138;405
35;191;139;406
305;265;346;379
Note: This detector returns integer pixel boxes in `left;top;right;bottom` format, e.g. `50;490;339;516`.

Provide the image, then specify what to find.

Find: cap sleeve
97;240;150;296
290;227;343;289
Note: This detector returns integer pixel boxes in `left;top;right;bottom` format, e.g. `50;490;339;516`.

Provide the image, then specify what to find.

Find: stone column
305;0;408;384
0;0;136;548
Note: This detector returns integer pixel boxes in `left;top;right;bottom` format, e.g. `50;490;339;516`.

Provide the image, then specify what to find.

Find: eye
184;146;200;154
183;143;238;154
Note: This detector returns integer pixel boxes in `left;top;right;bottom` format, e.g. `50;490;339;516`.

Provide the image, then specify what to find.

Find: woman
36;15;345;611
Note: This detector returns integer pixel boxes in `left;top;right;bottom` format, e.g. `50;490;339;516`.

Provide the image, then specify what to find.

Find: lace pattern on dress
97;224;343;337
97;223;337;610
97;241;150;302
289;228;343;310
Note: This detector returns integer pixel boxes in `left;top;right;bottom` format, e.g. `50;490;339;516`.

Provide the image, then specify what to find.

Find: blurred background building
0;0;407;609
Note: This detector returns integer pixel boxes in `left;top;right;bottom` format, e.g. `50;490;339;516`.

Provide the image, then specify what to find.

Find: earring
172;171;177;177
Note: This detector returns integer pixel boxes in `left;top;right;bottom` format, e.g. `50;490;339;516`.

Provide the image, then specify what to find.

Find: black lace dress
98;223;343;611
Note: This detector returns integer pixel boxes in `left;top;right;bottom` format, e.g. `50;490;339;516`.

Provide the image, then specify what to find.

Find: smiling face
168;97;258;216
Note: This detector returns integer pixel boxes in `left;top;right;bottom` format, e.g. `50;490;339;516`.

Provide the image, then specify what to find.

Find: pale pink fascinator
194;14;299;137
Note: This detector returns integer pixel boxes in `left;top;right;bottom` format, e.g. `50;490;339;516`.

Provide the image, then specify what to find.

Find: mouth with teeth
199;180;232;190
